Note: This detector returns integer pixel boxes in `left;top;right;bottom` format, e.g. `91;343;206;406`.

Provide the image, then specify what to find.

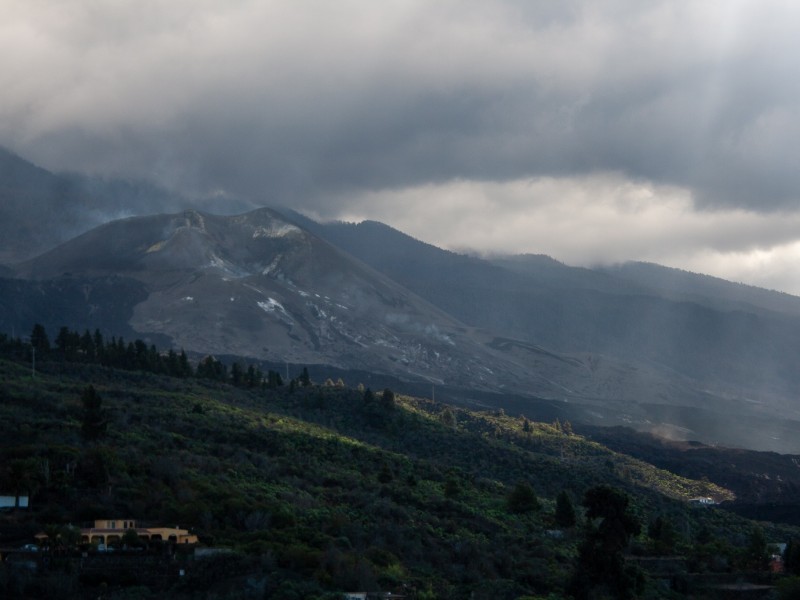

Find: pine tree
648;515;678;555
230;362;244;386
93;329;105;361
440;407;457;430
522;416;532;433
80;385;107;442
507;482;541;513
178;350;192;377
266;370;283;388
166;349;180;376
80;330;96;361
378;464;393;484
55;326;72;360
245;365;262;388
569;485;643;600
555;490;577;528
745;526;770;571
444;477;460;499
382;388;396;409
784;538;800;575
198;356;227;381
30;323;50;355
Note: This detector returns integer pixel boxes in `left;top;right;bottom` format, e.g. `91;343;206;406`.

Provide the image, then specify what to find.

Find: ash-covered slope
14;208;583;394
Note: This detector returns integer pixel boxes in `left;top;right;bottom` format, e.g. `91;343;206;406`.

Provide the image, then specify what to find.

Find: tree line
0;323;292;389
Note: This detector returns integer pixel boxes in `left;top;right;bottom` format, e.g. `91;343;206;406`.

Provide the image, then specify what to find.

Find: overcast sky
3;1;800;293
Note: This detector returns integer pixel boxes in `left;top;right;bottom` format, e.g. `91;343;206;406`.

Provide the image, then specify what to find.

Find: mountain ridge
12;207;593;399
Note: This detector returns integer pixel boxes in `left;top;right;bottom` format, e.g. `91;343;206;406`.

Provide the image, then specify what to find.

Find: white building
0;495;29;509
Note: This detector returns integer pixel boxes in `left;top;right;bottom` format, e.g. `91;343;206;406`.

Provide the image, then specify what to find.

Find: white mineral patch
262;254;282;275
424;324;456;346
208;253;226;270
258;298;285;313
252;223;300;238
184;211;206;231
208;252;249;277
182;296;194;301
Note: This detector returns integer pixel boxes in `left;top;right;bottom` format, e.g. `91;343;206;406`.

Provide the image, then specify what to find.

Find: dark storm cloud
7;0;800;296
4;0;800;213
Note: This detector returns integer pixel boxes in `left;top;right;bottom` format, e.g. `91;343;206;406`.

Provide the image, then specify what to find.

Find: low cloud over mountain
5;2;800;292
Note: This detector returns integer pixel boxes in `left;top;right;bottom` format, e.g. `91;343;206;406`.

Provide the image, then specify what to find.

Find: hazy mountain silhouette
0;147;255;263
599;261;800;317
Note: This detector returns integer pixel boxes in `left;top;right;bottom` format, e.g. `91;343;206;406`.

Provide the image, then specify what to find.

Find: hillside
285;213;800;454
579;425;800;519
1;341;795;598
10;208;580;396
0;204;798;453
291;215;800;394
4;152;800;454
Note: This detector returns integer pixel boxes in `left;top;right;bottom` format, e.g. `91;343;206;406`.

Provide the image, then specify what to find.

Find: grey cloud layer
2;0;800;211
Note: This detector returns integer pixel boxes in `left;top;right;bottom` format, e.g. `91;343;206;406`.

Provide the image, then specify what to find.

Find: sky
3;1;800;293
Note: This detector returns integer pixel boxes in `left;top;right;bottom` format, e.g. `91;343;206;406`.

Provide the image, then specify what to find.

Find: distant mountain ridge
600;261;800;317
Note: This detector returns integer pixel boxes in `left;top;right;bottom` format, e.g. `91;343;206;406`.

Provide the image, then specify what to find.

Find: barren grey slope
16;208;580;394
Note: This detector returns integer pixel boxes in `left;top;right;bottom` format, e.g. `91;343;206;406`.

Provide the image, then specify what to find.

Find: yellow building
37;519;198;546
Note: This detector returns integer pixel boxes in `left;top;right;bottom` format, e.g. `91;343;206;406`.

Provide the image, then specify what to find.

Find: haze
3;1;800;293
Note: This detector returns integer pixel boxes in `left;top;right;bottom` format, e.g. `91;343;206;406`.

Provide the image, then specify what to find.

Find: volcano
16;207;582;394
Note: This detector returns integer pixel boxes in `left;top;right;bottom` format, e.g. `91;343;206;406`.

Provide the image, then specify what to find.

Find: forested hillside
1;327;798;598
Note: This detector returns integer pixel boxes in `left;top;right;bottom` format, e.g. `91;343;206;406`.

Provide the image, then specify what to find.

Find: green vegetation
0;325;798;598
569;485;643;600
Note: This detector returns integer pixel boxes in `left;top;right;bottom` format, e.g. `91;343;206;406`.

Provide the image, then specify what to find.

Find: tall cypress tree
299;366;311;386
178;350;193;377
